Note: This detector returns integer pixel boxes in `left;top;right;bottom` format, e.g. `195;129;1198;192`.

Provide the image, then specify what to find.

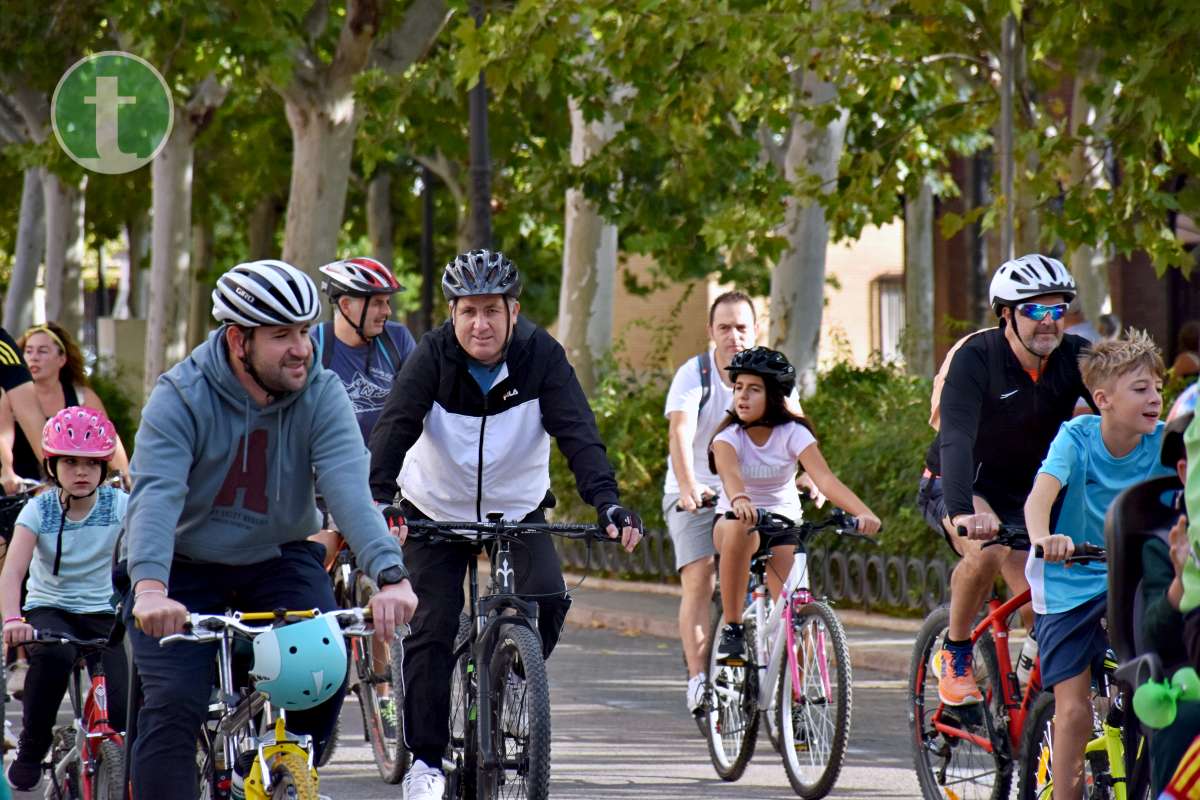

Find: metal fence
555;529;955;614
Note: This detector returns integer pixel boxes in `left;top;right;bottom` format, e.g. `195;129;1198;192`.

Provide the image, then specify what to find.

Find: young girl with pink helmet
0;406;129;791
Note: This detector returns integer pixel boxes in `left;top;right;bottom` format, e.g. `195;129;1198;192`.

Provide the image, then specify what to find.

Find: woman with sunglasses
917;254;1099;707
0;323;130;484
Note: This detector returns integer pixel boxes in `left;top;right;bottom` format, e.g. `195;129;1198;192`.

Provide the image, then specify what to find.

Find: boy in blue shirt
1025;329;1173;800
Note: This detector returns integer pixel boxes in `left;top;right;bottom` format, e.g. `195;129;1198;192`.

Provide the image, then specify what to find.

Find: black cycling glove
597;503;644;535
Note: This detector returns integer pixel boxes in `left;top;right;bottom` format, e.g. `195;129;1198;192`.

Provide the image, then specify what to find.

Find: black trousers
400;503;571;768
17;607;127;764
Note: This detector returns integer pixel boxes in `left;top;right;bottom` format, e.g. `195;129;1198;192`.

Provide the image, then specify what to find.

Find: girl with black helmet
708;346;881;665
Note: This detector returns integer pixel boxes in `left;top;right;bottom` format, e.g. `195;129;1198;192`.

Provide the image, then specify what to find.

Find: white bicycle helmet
212;260;321;327
989;254;1077;316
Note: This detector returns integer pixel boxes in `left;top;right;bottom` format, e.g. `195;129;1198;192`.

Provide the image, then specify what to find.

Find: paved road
315;624;921;799
8;623;927;798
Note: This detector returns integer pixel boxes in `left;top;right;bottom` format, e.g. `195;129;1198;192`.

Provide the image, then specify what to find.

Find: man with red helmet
314;257;416;444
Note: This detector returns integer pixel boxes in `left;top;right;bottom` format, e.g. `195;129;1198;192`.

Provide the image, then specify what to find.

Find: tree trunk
768;72;849;397
4;168;44;332
144;119;196;400
280;99;359;279
189;219;214;349
246;195;281;260
1066;57;1109;323
904;180;935;377
115;207;149;319
367;168;394;268
558;98;620;394
42;170;86;336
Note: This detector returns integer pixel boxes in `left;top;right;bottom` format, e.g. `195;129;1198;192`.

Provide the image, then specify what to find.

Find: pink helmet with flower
42;406;118;461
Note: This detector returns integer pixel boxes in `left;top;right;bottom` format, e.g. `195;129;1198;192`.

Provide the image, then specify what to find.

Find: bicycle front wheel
447;615;477;800
267;750;319;800
479;624;551;800
776;600;851;798
95;740;125;800
704;613;759;781
909;605;1010;800
354;573;410;783
1016;692;1121;800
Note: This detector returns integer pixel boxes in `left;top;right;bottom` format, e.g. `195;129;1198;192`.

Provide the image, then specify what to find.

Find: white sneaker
687;673;706;715
402;759;446;800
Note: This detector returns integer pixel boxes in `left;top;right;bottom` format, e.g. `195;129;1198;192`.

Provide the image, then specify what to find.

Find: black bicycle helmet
725;346;797;396
441;249;522;301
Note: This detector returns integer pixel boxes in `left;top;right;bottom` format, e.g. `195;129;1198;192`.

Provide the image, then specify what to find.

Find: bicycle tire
703;613;759;781
48;726;79;800
909;605;1011;800
447;614;477;800
353;573;410;783
479;624;551;800
267;750;319;800
94;740;125;800
776;600;851;798
1016;691;1128;800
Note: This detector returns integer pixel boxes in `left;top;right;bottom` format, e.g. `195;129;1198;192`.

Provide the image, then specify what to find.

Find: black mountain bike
400;512;619;800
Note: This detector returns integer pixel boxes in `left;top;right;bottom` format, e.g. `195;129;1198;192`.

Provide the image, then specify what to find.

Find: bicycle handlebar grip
1034;545;1044;558
382;505;405;529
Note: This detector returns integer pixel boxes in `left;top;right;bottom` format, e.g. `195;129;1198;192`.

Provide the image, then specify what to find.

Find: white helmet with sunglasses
989;254;1077;316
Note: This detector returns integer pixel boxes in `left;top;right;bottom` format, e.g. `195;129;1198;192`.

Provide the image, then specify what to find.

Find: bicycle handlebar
30;629;110;649
674;494;718;512
955;522;1105;563
386;509;616;543
159;607;398;646
1032;541;1107;564
723;507;879;543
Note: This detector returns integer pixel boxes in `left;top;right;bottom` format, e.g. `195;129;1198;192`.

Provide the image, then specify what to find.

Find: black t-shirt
924;328;1096;521
0;328;32;392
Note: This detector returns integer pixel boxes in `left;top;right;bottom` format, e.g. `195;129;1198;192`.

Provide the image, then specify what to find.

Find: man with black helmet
918;254;1096;707
368;248;643;800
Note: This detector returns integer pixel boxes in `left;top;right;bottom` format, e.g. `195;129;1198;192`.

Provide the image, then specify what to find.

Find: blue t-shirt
1026;415;1173;615
467;360;503;394
16;486;128;614
319;321;416;444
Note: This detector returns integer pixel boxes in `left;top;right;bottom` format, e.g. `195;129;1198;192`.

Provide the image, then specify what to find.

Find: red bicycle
37;629;128;800
910;526;1039;799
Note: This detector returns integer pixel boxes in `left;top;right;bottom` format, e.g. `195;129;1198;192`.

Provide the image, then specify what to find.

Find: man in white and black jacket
368;248;643;800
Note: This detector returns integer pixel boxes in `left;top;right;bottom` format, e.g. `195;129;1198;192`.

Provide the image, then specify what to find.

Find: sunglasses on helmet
1016;302;1068;322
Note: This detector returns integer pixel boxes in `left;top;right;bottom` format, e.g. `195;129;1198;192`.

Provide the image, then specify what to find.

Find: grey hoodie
126;327;405;588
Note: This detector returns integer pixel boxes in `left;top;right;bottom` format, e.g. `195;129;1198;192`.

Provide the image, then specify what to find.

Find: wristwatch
377;565;411;588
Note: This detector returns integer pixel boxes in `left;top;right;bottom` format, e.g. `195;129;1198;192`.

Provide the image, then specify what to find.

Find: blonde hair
1079;328;1164;392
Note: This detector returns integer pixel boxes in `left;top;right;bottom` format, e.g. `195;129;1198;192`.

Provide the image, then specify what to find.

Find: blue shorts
1034;590;1108;689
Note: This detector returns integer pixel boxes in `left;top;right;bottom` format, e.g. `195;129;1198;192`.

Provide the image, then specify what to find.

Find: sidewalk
561;572;926;679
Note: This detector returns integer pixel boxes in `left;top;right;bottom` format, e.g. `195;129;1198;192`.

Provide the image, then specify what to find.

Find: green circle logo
51;51;174;175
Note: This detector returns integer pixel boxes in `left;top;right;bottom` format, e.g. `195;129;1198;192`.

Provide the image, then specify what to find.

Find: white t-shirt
712;421;817;520
663;350;734;496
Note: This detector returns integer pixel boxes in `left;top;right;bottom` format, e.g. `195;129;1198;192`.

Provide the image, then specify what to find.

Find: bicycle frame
929;590;1041;756
749;550;819;710
48;658;125;800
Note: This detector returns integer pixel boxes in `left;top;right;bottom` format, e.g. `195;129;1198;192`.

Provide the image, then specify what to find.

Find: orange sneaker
935;647;983;706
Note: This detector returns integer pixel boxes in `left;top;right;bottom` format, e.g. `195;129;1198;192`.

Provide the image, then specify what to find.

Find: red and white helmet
42;406;118;461
318;257;404;299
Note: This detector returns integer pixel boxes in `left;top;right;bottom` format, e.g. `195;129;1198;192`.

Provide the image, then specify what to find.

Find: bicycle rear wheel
703;613;759;781
1016;691;1130;800
354;573;410;783
909;605;1011;800
776;600;851;798
479;624;551;800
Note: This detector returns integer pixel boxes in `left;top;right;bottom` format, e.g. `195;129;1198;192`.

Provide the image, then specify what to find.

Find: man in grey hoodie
123;260;417;799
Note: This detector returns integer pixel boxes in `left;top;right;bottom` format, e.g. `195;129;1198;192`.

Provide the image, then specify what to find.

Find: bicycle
703;507;874;799
159;607;380;799
400;512;619;800
34;628;127;800
1015;542;1149;800
325;540;408;781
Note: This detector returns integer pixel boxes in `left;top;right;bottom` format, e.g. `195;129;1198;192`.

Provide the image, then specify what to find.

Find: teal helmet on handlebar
250;614;347;711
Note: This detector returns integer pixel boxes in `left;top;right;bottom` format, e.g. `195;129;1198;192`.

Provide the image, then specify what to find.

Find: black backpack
695;352;712;412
